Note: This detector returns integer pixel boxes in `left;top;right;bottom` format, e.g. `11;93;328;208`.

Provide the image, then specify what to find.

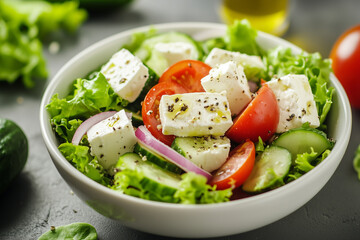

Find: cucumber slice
171;136;231;173
272;127;333;161
134;143;184;174
242;146;292;193
134;32;203;76
115;153;181;196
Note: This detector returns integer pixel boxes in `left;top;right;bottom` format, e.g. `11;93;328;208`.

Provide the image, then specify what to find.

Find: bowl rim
40;22;352;210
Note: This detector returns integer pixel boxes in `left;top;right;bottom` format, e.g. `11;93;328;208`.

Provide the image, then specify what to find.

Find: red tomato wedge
226;84;279;143
210;139;255;190
142;82;188;146
159;60;211;92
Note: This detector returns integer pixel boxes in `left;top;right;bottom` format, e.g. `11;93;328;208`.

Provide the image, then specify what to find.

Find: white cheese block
159;92;233;137
175;136;231;172
201;61;252;115
204;48;265;79
100;48;149;103
87;110;137;169
266;74;320;133
154;42;196;67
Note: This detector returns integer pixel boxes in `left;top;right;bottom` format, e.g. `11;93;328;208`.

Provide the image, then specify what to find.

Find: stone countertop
1;0;360;239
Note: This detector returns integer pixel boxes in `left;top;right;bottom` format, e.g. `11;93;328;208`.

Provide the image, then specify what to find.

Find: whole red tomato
330;25;360;108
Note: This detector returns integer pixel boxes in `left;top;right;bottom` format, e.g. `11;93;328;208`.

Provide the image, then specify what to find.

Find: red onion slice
135;126;212;181
71;111;117;145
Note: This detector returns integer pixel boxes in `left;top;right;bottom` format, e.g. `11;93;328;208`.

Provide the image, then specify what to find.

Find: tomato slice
226;84;279;143
159;60;211;92
142;82;188;146
210;139;255;190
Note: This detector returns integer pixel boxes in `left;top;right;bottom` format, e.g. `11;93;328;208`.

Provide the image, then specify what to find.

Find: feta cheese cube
154;42;196;67
101;48;149;103
205;48;265;80
179;136;231;173
201;61;252;115
87;110;137;169
266;74;320;133
159;92;233;137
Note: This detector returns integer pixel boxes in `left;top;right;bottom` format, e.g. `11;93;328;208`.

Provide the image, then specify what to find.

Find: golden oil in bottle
220;0;290;36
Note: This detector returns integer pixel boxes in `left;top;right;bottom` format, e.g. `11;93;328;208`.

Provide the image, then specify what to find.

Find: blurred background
1;0;359;239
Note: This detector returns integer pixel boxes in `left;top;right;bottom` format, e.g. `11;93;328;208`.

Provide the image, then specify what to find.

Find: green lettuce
202;19;261;56
0;0;86;87
286;149;331;182
59;143;111;186
263;47;334;126
47;73;128;142
113;169;231;204
174;173;232;204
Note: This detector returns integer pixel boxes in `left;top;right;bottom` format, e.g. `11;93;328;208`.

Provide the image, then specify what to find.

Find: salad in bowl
46;20;334;204
40;20;350;237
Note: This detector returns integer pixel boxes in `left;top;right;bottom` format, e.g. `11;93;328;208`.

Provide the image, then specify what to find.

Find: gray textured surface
1;0;360;239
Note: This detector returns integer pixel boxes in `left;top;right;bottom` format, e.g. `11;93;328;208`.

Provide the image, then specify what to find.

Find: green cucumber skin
273;127;332;161
171;138;187;158
242;146;292;193
0;119;28;194
116;152;181;194
133;143;183;174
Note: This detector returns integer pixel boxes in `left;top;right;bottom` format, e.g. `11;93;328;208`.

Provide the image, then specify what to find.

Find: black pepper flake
208;126;213;130
168;104;174;112
113;127;116;131
286;114;295;121
124;146;126;149
302;109;307;115
99;144;103;148
100;154;104;158
175;97;180;103
180;104;188;112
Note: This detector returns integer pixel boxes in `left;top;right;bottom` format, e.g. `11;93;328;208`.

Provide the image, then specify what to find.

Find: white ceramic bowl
40;22;352;238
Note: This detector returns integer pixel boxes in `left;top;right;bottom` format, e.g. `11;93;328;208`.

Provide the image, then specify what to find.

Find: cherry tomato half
142;82;188;146
330;25;360;108
210;139;255;190
226;84;279;143
159;60;211;92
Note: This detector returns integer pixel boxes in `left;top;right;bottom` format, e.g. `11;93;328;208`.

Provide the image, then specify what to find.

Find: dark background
1;0;360;239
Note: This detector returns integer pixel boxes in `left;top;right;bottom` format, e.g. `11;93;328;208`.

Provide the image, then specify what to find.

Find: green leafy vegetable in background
38;222;97;240
0;0;87;87
353;145;360;180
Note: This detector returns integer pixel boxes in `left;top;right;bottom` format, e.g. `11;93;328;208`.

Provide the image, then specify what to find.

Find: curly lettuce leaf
3;0;87;38
113;160;232;204
286;149;331;182
202;19;261;56
263;47;334;125
59;143;111;186
0;1;47;87
47;73;127;141
0;0;86;87
174;173;232;204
